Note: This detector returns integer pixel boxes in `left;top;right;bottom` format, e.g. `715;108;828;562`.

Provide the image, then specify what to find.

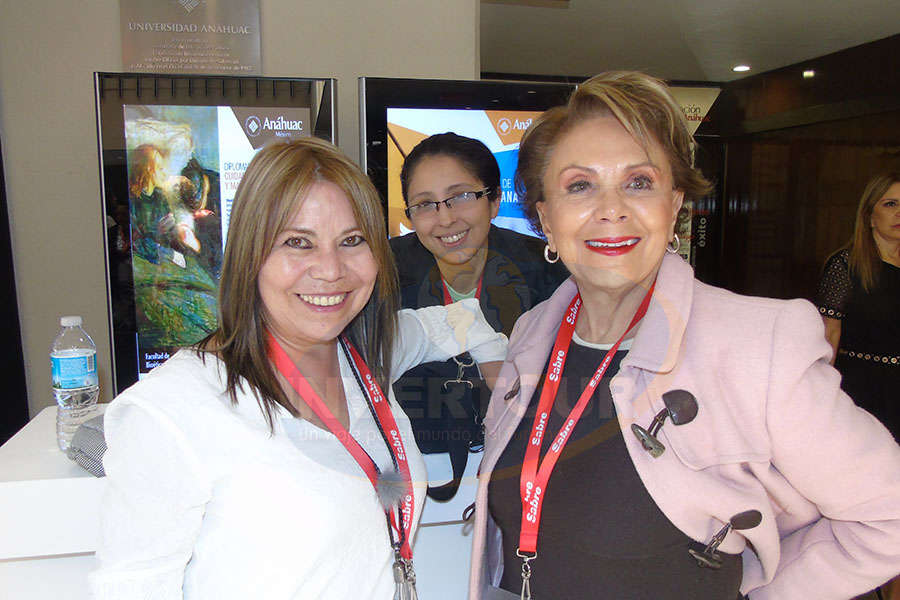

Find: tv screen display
96;73;336;393
385;107;544;237
359;77;576;238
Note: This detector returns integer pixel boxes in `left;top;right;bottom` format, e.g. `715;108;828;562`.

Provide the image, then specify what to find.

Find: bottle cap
60;316;83;327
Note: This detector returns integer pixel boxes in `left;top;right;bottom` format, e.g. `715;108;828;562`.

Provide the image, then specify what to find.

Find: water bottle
51;316;99;451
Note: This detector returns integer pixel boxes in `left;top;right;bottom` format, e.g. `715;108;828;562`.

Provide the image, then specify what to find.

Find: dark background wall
698;35;900;300
488;35;900;301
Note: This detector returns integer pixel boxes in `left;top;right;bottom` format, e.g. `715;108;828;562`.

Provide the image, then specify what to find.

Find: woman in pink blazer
469;71;900;600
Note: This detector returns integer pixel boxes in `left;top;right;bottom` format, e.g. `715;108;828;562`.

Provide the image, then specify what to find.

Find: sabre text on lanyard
268;334;415;560
516;284;654;597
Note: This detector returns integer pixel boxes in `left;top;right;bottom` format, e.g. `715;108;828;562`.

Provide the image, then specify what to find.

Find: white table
0;406;479;599
0;406;104;600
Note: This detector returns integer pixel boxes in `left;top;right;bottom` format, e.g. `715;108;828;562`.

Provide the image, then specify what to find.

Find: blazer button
503;378;521;401
688;510;762;569
631;389;699;458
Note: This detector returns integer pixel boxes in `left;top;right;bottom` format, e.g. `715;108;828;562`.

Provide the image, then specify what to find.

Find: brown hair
846;172;900;292
399;132;502;204
203;138;399;431
516;71;713;235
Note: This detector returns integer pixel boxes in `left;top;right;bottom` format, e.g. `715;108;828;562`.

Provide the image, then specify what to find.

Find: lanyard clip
392;545;418;600
516;549;536;600
443;355;476;390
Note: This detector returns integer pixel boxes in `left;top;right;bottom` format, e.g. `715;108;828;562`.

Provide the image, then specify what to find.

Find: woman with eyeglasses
390;133;567;500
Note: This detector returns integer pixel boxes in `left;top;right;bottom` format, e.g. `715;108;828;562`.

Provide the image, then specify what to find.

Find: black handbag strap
426;436;469;501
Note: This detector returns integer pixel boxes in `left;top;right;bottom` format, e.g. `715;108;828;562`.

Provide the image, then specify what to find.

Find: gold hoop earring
544;245;559;263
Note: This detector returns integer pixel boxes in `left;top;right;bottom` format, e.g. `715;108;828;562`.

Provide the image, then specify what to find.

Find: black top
391;225;568;337
815;249;900;438
390;226;568;499
488;340;742;600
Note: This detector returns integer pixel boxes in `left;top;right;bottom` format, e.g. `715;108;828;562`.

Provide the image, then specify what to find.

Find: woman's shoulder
505;278;576;348
390;233;437;287
690;279;825;342
136;348;224;386
824;247;851;270
487;226;568;291
389;232;429;262
488;226;546;262
107;349;233;424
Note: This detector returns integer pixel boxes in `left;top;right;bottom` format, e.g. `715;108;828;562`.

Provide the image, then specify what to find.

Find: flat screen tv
95;72;336;394
359;77;576;238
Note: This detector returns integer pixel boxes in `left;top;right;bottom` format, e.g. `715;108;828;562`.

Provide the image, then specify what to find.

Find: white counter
0;406;103;599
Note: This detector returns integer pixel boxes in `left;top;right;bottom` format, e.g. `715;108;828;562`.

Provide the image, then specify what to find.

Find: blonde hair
847;172;900;292
516;71;712;235
128;144;166;198
205;138;398;431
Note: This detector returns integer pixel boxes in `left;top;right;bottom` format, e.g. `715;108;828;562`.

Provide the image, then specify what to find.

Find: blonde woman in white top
91;139;507;599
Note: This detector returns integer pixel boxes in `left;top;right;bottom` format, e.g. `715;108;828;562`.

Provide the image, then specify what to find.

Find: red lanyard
268;334;415;560
518;284;654;555
441;275;483;305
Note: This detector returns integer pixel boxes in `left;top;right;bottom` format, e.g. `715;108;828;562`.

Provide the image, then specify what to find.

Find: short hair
516;71;713;235
848;171;900;292
400;132;501;204
206;138;399;431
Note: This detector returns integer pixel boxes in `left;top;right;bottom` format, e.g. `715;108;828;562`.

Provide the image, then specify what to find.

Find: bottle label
51;352;98;389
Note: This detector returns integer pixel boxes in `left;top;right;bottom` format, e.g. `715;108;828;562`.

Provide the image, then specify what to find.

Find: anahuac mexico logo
494;116;533;137
244;115;262;137
245;115;304;138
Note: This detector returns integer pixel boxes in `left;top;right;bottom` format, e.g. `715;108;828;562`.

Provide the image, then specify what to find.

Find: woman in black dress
816;172;900;441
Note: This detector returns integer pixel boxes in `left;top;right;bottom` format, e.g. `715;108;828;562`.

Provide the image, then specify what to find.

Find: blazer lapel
621;253;694;374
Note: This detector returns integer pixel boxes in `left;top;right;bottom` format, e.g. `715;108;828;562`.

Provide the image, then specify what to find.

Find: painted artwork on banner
120;0;260;74
386;108;543;238
123;104;309;374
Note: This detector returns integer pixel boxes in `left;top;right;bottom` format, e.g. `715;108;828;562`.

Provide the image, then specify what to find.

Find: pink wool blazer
468;253;900;600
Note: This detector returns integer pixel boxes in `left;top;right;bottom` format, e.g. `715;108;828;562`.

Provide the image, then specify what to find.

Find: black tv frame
95;72;336;395
359;77;576;212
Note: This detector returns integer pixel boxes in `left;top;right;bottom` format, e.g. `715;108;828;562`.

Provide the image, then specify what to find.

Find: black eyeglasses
405;187;493;220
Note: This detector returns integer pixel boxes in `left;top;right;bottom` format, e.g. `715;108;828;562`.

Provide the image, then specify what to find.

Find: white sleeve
391;298;508;382
89;399;212;600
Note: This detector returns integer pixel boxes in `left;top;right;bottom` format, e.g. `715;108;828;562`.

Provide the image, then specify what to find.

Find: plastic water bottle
51;316;99;451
